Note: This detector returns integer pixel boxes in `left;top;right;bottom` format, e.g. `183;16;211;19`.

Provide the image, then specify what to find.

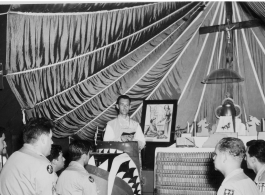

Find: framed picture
141;100;177;142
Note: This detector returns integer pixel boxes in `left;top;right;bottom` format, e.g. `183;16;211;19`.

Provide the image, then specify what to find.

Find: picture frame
141;100;177;142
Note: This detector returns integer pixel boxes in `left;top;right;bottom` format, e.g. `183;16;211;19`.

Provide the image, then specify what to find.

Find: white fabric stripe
194;2;224;122
8;2;157;16
234;3;265;106
7;3;192;76
131;2;216;118
251;30;265;63
35;3;194;107
233;2;248;127
0;12;8;16
233;3;241;75
243;104;249;132
75;5;201;133
177;2;220;105
57;5;196;123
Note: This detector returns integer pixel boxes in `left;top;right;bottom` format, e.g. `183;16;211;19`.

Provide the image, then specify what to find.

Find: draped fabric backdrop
5;2;265;141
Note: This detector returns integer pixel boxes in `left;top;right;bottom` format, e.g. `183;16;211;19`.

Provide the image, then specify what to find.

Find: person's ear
40;134;47;145
251;156;257;164
81;153;86;161
52;159;57;165
222;152;227;163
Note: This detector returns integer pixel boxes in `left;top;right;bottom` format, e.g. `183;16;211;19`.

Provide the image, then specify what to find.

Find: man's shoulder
59;166;89;181
223;171;256;189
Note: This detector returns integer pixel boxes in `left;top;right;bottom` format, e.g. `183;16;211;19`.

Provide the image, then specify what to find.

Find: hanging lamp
202;68;244;84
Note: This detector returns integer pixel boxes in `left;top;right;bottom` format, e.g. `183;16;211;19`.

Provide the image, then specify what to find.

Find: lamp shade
202;68;244;84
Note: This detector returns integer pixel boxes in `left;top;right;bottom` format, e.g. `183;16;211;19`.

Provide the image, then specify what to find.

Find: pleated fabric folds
6;2;265;140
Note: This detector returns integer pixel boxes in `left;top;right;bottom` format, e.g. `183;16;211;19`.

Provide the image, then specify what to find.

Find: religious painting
141;100;177;142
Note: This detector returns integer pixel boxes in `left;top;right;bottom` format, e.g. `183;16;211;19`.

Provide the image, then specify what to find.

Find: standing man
245;140;265;194
56;140;97;195
0;117;55;195
104;95;146;150
47;144;65;182
213;137;261;195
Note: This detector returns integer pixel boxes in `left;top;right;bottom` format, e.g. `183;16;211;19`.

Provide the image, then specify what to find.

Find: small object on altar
214;94;246;135
176;137;195;147
216;116;234;133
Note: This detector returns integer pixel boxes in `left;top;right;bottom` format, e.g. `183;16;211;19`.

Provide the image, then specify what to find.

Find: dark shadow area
142;131;175;170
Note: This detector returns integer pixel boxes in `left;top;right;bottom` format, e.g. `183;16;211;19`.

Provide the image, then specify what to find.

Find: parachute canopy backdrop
5;2;265;141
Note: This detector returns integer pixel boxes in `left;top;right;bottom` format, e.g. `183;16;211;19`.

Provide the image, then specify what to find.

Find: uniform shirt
56;161;97;195
217;168;262;195
0;144;56;195
255;165;265;194
104;117;146;150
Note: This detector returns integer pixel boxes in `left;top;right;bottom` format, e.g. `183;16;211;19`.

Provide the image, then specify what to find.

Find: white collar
255;164;265;182
222;168;243;184
23;143;45;157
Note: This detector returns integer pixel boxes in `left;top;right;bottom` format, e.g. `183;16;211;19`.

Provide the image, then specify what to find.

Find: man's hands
121;134;134;142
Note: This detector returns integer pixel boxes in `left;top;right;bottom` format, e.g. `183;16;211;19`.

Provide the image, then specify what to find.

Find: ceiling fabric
5;2;265;140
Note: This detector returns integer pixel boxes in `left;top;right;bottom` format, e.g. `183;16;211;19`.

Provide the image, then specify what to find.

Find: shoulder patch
89;176;94;183
224;189;234;195
47;165;53;174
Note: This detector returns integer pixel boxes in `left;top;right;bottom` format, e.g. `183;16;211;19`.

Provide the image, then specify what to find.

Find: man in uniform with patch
56;140;98;195
0;117;56;195
47;144;65;183
246;140;265;194
213;137;261;195
103;95;146;150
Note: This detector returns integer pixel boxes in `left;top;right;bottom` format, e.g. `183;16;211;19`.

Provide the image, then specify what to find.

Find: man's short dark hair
69;140;92;161
246;140;265;163
116;95;131;104
23;117;54;144
47;144;62;162
217;137;245;159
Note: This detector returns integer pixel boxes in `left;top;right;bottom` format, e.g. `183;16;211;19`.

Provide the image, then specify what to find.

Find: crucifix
200;2;261;132
200;2;261;90
200;2;261;69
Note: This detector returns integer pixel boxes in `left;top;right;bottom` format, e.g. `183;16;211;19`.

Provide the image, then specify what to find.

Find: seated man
56;140;97;195
103;95;146;150
47;144;65;182
0;117;56;195
213;137;261;195
245;140;265;194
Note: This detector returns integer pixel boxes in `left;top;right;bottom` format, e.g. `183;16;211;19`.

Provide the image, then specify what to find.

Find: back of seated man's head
217;137;245;162
47;144;65;172
69;140;92;162
246;140;265;163
116;95;131;105
47;144;62;161
23;117;54;157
